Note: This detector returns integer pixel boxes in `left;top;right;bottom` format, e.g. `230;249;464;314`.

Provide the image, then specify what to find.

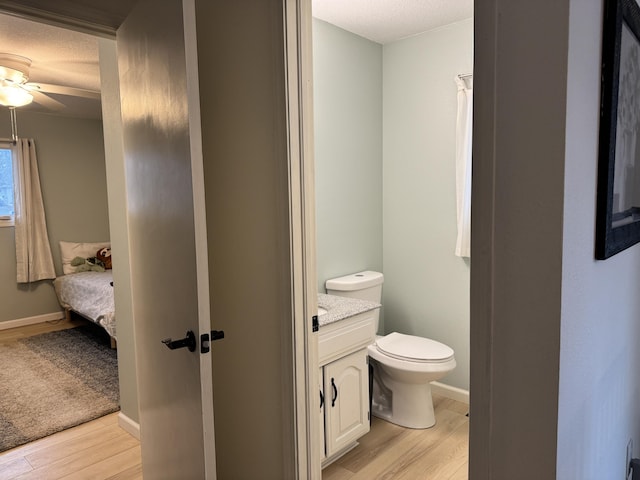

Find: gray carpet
0;325;119;452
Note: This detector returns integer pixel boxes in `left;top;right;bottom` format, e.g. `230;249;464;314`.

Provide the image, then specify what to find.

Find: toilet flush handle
331;378;338;407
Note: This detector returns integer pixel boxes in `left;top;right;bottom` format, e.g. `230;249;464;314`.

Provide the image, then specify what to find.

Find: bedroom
0;120;112;302
0;10;110;319
0;12;139;456
0;110;110;317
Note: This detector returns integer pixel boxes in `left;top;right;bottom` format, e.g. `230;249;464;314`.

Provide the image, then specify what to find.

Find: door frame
283;0;322;477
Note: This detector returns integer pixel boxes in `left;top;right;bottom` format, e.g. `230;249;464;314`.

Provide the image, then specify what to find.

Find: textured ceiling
312;0;473;44
0;14;100;118
0;15;99;91
0;0;473;119
0;0;133;32
0;0;133;119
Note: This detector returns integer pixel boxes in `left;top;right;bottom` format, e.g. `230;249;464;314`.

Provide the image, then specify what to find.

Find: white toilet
325;271;456;429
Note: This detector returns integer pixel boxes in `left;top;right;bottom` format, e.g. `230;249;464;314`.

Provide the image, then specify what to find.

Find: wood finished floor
0;413;142;480
1;320;468;479
322;395;469;480
0;319;142;480
0;318;86;346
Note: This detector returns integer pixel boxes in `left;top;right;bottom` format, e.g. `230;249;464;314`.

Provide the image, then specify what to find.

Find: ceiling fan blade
30;90;65;111
26;82;100;100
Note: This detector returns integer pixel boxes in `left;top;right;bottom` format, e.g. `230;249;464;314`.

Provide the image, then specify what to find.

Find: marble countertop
317;293;381;327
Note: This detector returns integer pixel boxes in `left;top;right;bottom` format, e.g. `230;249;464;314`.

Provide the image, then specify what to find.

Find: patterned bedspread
53;271;116;338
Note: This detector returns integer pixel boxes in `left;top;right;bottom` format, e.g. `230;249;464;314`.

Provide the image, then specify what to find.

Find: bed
53;241;116;346
54;271;116;337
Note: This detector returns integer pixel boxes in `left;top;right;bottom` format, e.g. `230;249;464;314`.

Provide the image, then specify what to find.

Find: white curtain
454;75;473;258
13;138;56;283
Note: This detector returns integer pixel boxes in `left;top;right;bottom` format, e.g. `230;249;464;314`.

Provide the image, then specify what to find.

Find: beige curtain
13;138;56;283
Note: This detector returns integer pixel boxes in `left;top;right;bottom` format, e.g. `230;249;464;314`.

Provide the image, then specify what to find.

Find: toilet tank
325;271;384;302
325;271;384;331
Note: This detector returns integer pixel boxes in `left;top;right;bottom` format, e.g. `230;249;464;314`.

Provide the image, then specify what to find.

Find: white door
117;0;216;478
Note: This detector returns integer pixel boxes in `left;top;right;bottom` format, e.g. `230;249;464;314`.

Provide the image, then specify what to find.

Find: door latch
162;330;197;352
200;330;225;354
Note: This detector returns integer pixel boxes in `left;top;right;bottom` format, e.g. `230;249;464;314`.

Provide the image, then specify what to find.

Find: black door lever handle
162;330;196;352
200;330;225;353
211;330;224;341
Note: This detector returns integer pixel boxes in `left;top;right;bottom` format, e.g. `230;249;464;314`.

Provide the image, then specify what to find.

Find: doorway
0;8;137;450
310;2;472;477
0;5;140;456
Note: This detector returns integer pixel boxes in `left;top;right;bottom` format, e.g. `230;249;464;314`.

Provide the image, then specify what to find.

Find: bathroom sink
318;307;328;316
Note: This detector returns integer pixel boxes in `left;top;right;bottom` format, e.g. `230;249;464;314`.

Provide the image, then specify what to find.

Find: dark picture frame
596;0;640;259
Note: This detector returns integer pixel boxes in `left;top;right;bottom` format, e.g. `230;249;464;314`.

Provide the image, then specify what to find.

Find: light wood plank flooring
2;320;468;479
0;318;86;346
0;413;142;480
0;320;142;479
322;394;469;480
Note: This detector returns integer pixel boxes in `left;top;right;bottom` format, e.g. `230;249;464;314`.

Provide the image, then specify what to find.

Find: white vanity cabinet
318;309;376;466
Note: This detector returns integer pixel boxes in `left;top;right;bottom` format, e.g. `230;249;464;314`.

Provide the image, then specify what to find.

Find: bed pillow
60;241;111;275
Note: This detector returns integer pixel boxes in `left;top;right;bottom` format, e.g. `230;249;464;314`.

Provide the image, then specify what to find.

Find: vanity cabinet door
324;349;370;457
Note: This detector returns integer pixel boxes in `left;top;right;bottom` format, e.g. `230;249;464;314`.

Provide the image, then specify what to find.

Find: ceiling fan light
0;54;31;84
0;85;33;107
0;65;27;84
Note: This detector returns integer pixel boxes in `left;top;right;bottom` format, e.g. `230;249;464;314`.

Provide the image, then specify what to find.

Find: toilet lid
376;332;454;362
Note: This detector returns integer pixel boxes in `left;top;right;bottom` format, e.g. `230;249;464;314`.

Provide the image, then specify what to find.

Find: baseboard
0;311;65;330
431;381;469;404
118;412;141;440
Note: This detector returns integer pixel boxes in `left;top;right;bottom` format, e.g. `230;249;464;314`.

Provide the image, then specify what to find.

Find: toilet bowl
368;332;456;429
325;271;456;430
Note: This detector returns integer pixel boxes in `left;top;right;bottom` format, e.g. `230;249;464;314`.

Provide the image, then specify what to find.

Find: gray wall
471;0;567;476
313;18;472;390
471;0;640;477
557;0;640;477
0;110;110;323
99;38;139;425
382;20;472;391
197;1;297;478
313;19;383;293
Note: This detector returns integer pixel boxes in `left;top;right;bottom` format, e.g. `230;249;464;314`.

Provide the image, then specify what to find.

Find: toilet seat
375;332;454;363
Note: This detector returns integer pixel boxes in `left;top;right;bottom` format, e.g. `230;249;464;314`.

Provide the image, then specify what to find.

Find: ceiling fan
0;53;100;110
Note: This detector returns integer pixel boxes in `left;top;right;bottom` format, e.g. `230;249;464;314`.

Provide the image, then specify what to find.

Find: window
0;143;14;227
